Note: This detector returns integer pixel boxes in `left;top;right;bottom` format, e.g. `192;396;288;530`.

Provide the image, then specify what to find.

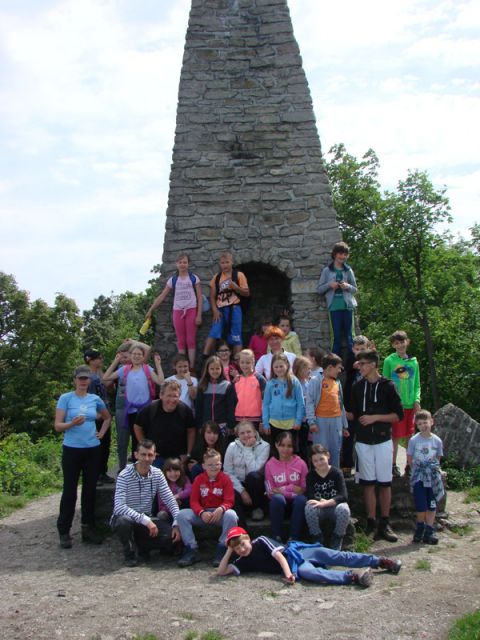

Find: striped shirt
112;463;179;527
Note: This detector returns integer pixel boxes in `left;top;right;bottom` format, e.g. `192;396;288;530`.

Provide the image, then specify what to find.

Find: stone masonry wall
155;0;341;363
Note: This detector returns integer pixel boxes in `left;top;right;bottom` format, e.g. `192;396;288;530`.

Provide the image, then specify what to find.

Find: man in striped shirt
111;439;181;566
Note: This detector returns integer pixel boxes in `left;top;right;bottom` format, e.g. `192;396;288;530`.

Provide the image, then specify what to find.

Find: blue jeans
269;494;306;540
297;546;380;585
329;309;353;356
176;508;238;549
312;417;343;469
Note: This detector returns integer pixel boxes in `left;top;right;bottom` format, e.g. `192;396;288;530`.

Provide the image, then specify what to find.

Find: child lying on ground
216;526;402;588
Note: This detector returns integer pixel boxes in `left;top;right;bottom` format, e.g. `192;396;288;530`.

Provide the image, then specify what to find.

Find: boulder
434;403;480;467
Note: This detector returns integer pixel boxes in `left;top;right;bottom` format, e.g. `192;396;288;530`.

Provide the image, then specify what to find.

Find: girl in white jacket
224;421;270;524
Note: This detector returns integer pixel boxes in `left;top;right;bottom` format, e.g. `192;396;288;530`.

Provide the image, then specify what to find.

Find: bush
0;432;62;499
442;459;480;492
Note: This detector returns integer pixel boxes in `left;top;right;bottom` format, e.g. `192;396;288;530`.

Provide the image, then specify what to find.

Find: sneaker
423;528;439;545
354;568;374;588
365;518;377;536
81;525;103;545
178;546;199;568
412;523;425;543
251;508;264;521
212;544;225;568
98;473;115;484
376;521;398;543
379;557;402;574
59;533;72;549
330;534;343;551
392;464;401;477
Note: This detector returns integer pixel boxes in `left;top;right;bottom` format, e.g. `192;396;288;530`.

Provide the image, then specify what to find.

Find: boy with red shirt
177;449;238;567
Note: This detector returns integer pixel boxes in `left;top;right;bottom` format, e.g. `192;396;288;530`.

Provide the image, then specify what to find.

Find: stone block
434;404;480;466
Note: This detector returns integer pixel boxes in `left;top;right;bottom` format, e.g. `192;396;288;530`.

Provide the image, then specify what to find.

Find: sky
0;0;478;311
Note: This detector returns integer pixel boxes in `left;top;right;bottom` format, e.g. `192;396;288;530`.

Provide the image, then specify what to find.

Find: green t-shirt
382;352;421;409
328;268;348;311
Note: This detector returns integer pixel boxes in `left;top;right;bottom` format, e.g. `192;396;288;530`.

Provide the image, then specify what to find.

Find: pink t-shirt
167;274;200;311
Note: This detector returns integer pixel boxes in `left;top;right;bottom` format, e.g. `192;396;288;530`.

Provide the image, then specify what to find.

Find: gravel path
0;491;479;640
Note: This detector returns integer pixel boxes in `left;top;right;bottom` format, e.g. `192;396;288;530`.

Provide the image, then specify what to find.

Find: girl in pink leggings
145;253;203;369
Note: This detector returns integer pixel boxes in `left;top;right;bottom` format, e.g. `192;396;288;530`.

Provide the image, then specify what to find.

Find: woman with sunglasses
54;365;111;549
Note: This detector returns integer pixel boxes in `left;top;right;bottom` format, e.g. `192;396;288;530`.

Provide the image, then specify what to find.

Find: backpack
214;269;250;313
171;271;210;312
123;364;156;401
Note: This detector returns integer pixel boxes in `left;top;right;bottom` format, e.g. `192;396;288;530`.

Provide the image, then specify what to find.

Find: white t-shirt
166;273;200;311
255;351;296;381
407;432;443;465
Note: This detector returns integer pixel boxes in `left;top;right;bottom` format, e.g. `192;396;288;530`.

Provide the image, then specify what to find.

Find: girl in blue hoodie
262;353;305;450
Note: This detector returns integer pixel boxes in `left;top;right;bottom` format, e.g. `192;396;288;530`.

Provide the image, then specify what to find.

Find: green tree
82;290;150;364
0;273;83;439
325;146;480;417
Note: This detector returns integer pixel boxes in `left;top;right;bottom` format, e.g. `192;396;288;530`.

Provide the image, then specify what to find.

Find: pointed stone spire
156;0;341;357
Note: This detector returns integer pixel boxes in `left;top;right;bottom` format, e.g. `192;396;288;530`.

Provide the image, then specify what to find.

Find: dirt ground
0;490;479;640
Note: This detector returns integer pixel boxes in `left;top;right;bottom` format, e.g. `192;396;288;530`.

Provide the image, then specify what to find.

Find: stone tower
155;0;341;360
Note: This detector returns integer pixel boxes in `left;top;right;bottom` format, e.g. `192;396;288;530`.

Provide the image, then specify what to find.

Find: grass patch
133;635;159;640
414;559;431;571
180;612;196;621
448;609;480;640
465;486;480;503
353;530;372;553
0;493;29;518
450;524;474;537
262;589;281;598
184;633;197;640
199;633;225;640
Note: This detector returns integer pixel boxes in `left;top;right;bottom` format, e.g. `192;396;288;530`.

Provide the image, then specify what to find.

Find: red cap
225;526;248;545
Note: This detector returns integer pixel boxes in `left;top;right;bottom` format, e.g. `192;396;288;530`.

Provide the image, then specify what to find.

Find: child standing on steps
262;353;305;446
145;253;203;370
278;316;302;357
407;410;444;545
383;330;421;477
234;349;266;432
195;356;237;439
306;353;348;469
202;251;249;360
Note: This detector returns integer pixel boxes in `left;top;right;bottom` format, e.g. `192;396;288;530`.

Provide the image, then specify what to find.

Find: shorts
208;304;242;346
413;481;437;512
392;408;415;439
355;440;393;486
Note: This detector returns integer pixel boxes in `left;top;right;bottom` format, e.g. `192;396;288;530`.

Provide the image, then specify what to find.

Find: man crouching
111;439;181;566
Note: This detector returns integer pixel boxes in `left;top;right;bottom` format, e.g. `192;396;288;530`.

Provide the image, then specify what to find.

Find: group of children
86;244;445;579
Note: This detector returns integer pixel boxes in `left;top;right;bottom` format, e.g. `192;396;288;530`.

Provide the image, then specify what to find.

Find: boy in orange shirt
306;354;348;468
202;251;250;360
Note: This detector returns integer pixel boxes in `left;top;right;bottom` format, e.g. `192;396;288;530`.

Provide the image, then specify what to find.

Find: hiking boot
403;464;411;477
98;473;115;484
59;533;72;549
352;568;373;588
330;534;344;551
178;546;199;568
392;464;401;477
123;549;137;567
423;526;439;545
81;525;103;545
137;548;151;563
251;508;264;521
212;544;225;568
379;557;402;574
365;518;377;536
375;521;398;543
412;522;426;543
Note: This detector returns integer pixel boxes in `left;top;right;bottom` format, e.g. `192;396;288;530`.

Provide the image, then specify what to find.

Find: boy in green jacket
382;330;421;477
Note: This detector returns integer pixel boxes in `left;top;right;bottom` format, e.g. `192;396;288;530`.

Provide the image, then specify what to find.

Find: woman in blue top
55;365;111;549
